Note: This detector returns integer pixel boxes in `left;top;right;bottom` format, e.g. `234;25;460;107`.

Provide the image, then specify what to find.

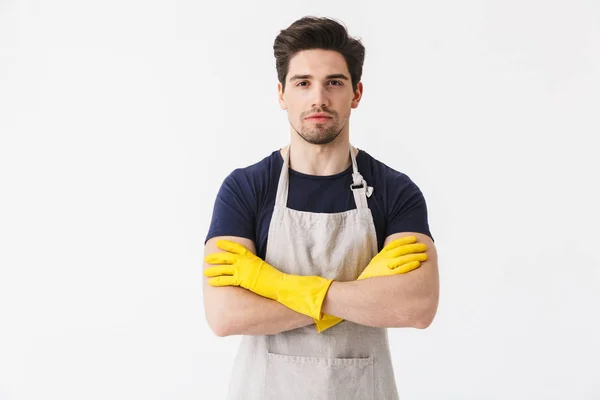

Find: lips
306;114;332;120
306;117;331;123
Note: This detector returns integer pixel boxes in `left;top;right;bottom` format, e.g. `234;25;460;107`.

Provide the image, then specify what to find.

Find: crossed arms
202;232;439;337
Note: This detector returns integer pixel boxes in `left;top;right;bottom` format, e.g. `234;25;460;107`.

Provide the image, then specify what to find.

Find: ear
351;81;363;109
278;82;287;110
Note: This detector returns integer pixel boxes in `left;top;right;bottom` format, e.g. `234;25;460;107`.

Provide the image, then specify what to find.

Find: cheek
287;106;304;120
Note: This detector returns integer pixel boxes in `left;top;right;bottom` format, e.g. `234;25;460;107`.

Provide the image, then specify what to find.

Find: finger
216;240;248;255
388;253;428;269
208;276;238;287
382;236;417;252
390;261;421;274
203;266;234;277
204;252;237;265
387;243;427;258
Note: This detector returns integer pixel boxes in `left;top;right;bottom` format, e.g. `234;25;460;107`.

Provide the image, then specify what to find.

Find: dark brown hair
273;16;366;93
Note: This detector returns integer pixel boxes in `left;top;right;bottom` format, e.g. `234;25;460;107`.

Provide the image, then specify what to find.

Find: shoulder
358;149;421;194
223;149;282;189
217;150;282;212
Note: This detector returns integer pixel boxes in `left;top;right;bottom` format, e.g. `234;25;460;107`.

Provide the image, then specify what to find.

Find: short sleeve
204;170;256;244
386;175;434;243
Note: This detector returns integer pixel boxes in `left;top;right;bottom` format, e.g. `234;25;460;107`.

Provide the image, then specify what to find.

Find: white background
1;0;599;399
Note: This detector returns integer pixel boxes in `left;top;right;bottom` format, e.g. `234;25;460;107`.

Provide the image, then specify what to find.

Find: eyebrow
288;73;350;82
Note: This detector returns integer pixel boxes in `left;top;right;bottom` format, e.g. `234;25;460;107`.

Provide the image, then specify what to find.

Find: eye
296;80;342;87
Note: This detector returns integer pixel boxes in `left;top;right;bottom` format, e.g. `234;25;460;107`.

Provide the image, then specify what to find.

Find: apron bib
226;144;399;400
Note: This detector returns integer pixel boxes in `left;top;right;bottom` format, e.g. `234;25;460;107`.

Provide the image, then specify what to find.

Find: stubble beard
293;115;348;145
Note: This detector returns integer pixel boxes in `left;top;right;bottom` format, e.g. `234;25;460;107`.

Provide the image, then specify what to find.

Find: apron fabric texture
226;144;400;400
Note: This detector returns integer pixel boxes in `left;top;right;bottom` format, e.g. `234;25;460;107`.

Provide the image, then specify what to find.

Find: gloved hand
315;235;428;333
204;240;333;320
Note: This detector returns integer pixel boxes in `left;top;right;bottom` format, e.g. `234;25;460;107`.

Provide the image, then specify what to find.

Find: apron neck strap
349;144;374;207
275;146;291;207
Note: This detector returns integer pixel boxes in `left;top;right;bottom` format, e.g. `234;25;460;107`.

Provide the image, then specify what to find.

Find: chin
300;131;340;146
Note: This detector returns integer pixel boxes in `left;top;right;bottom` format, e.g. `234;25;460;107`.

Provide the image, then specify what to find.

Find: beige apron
226;144;399;400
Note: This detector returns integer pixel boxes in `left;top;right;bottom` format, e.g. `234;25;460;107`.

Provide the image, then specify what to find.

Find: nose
311;84;330;109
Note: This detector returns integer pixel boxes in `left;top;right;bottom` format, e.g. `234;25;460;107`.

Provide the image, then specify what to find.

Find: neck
281;131;358;176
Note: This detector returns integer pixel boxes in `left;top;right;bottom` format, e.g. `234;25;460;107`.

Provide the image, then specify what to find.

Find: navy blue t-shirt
205;148;434;260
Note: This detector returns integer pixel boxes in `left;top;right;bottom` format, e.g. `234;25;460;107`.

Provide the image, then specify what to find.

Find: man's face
278;49;363;145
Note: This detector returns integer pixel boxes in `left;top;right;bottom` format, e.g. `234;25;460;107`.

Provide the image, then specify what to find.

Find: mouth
305;116;332;122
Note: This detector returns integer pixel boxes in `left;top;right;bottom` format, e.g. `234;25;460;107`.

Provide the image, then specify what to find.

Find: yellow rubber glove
315;235;428;333
204;240;333;320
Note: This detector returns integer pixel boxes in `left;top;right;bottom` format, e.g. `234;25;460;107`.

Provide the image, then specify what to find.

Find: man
203;16;439;400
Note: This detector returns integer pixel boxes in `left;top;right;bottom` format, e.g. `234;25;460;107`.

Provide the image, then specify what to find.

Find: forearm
321;270;439;328
204;284;314;336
